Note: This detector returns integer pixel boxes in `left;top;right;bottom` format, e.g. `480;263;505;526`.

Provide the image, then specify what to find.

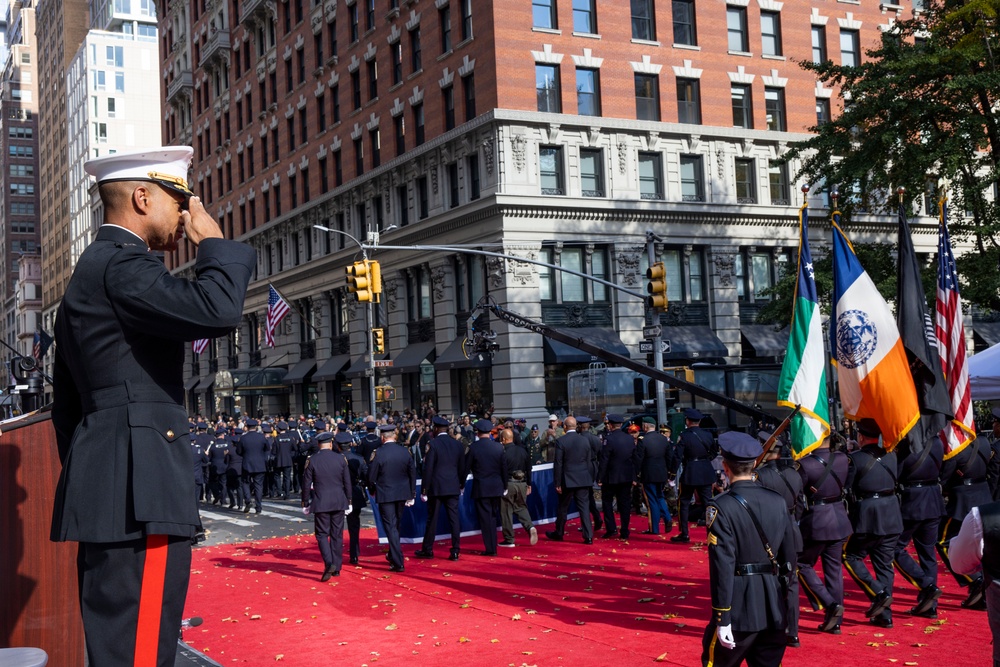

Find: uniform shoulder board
705;505;718;532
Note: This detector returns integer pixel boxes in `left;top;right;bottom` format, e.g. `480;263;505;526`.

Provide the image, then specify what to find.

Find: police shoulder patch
705;505;718;531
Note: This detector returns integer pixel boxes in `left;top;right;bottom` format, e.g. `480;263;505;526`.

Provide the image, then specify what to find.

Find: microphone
181;617;203;629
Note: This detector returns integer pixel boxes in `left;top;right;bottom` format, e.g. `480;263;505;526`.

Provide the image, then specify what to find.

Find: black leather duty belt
810;498;841;506
960;477;987;486
735;563;777;576
903;481;938;489
857;491;895;499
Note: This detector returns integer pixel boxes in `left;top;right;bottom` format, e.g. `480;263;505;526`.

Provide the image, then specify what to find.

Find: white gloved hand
405;499;415;507
302;506;311;515
667;480;677;488
421;494;428;502
717;624;735;650
346;505;353;515
503;489;509;497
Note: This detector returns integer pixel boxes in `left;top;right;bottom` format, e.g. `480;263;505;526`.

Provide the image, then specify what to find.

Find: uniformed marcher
238;419;270;514
191;431;209;503
368;424;416;572
939;434;993;609
634;417;674;535
206;429;229;505
797;435;852;634
301;431;352;581
224;431;246;510
273;421;298;500
753;433;804;646
192;422;213;502
701;432;795;667
598;414;637;540
340;432;368;565
577;416;605;533
948;498;1000;665
50;147;255;666
546;416;597;544
415;416;467;560
670;408;718;543
358;420;382;462
466;418;508;556
892;435;946;617
843;418;902;628
499;427;537;547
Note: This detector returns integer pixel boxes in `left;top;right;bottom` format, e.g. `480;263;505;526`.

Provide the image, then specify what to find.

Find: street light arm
313;225;368;259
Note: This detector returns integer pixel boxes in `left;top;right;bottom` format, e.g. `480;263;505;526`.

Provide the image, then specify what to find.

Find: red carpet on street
183;521;990;666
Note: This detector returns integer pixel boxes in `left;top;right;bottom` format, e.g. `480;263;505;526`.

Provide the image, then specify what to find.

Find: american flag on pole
265;284;291;348
935;200;976;459
192;338;210;355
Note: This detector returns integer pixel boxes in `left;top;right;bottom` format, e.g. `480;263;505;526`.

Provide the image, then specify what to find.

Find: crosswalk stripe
258;509;307;523
198;510;259;527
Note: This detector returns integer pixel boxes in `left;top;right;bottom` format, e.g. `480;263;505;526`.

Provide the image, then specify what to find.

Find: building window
632;0;655;41
410;28;422;72
287;117;295;150
840;29;860;67
299;107;308;144
448;162;460;208
392;42;403;85
659;248;706;303
727;6;748;52
367;60;378;100
397;185;409;227
394;114;405;155
463;74;476;120
764;87;786;131
573;0;596;33
370;129;380;168
812;26;827;63
580;148;604;197
351;71;362;109
735;158;756;204
365;0;375;31
731;83;753;128
768;162;790;205
533;0;557;29
413;102;425;145
460;0;473;41
680;155;704;202
672;0;696;45
638;152;663;200
350;3;359;41
354;137;364;175
468;154;481;200
576;68;600;116
289;174;298;209
540;146;564;195
760;11;782;56
334;149;343;185
317;92;327;129
676;78;701;124
816;98;830;126
539;245;611;304
536;64;561;112
635;73;660;121
418;176;429;219
735;250;786;302
440;6;452;52
443;85;456;130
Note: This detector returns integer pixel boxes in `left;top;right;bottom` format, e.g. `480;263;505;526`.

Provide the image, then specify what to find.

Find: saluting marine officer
701;432;795;667
302;431;352;581
670;408;718;543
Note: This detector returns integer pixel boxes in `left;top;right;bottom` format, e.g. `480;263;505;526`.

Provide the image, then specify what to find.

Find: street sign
642;324;662;339
639;340;671;354
373;359;394;368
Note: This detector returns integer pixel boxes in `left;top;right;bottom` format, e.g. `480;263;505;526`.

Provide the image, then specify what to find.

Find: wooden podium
0;408;86;664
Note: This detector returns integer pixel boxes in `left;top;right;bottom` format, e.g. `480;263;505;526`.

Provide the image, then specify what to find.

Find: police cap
366;421;378;429
432;415;451;427
683;408;704;421
245;418;259;428
334;432;354;445
378;424;397;434
856;418;881;438
719;431;761;462
277;421;288;430
474;419;494;433
605;413;625;424
316;431;334;443
577;416;592;424
196;421;208;430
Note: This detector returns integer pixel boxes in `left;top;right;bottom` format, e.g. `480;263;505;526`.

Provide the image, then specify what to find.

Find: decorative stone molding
815;81;833;99
838;13;862;30
387;25;400;44
458;55;476;77
511;134;527;173
810;8;829;25
672;59;702;79
431;265;447;300
348;54;361;73
728;65;755;84
439;67;455;88
366;112;380;130
482;136;495;175
486;257;505;290
409;86;424;105
571;48;603;68
390;98;405;117
761;69;787;88
713;252;736;287
531;44;563;64
617;138;628;174
630;55;662;74
364;43;377;62
405;10;421;31
383;277;399;311
504;245;539;286
616;246;643;287
758;0;782;10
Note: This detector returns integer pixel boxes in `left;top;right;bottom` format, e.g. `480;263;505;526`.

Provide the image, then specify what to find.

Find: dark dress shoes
414;550;434;559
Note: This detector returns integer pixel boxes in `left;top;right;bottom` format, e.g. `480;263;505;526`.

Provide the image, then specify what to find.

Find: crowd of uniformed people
187;405;999;666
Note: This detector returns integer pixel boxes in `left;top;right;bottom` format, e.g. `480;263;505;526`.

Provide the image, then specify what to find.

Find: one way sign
639;340;671;354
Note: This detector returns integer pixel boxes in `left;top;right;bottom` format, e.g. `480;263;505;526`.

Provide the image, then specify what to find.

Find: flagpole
270;284;323;340
826;187;840;437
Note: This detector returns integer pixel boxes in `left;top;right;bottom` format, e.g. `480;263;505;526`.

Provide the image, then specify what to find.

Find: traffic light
372;327;385;353
346;260;373;302
375;385;384;401
369;260;382;303
646;261;668;311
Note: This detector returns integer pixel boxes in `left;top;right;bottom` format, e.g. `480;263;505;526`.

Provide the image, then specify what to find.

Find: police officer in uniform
359;420;382;461
635;417;674;535
753;433;803;646
192;422;213;501
843;418;902;628
797;435;852;634
225;430;246;510
341;431;368;565
577;416;605;533
598;414;636;540
238;418;270;514
701;432;795;667
415;416;467;561
273;421;298;500
546;416;597;544
939;434;994;609
206;430;229;505
466;418;508;556
191;431;208;503
670;408;718;543
368;424;416;572
893;434;946;617
302;431;352;581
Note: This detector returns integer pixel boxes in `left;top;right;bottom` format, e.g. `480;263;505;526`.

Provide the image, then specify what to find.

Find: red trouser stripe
134;534;169;667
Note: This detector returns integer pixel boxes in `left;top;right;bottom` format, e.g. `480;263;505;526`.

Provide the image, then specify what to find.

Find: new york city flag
830;215;919;449
777;206;830;459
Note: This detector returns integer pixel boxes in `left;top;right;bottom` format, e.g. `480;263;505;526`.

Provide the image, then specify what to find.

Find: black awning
741;325;790;359
184;374;201;391
661;325;729;362
194;374;215;391
312;354;352;382
392;340;437;374
974;321;1000;348
282;358;317;385
345;353;388;379
543;327;630;365
434;336;491;370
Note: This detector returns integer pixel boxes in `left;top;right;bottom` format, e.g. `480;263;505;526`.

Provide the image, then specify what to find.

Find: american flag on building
192;338;210;355
935;200;976;458
33;329;53;362
265;284;291;348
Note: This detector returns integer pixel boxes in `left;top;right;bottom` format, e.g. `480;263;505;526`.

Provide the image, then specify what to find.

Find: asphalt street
194;497;377;547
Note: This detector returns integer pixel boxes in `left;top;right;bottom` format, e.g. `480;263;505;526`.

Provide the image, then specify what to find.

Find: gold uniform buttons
166;429;175;438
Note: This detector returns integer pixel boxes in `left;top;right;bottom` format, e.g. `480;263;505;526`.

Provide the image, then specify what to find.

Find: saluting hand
181;196;224;246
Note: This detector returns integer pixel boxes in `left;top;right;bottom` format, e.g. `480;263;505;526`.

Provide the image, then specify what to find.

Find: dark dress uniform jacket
238;431;270;474
422;433;467;496
51;227;254;543
707;480;796;631
554;431;596;489
368;442;416;503
191;444;208;485
673;427;717;486
225;443;243;476
896;439;945;521
797;449;852;542
598;429;636;485
634;431;672;484
846;446;903;536
345;451;369;508
755;462;804;553
467;437;508;498
302;450;352;512
941;436;993;519
274;432;298;468
208;440;228;475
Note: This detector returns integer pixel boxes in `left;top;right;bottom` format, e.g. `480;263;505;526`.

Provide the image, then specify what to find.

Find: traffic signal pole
646;232;668;428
